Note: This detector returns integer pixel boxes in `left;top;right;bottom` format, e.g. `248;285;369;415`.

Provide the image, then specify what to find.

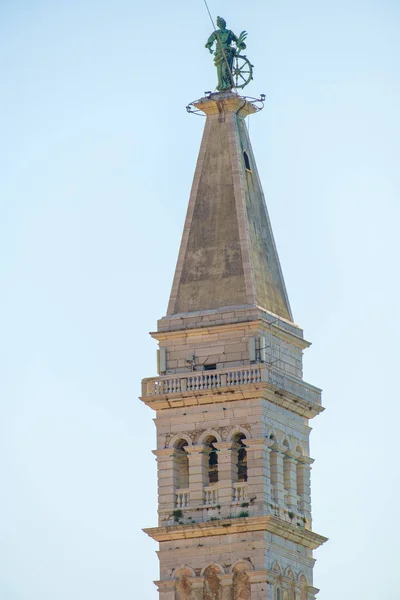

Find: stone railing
204;487;219;506
175;489;190;508
233;482;248;503
142;364;321;406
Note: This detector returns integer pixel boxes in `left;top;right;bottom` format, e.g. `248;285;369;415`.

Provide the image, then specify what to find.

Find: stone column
283;451;298;509
270;444;285;504
186;444;208;508
307;586;319;600
245;438;272;513
190;577;205;600
266;581;275;599
153;448;179;519
218;573;234;600
299;457;313;522
214;441;238;512
248;571;269;600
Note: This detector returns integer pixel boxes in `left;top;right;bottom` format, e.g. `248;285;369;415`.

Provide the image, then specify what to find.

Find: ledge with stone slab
140;363;323;418
144;514;327;550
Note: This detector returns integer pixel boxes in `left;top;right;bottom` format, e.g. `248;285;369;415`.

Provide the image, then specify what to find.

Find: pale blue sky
1;1;399;598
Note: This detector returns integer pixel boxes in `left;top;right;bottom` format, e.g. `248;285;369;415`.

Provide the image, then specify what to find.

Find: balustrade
233;482;248;503
204;487;219;505
142;364;321;407
175;489;189;508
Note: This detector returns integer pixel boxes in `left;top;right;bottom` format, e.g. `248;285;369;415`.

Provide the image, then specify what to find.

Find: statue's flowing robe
206;29;238;89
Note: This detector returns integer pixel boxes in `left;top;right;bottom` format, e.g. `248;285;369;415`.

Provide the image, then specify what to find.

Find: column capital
218;573;234;585
189;577;204;589
185;444;207;454
152;448;176;459
247;569;269;584
154;580;175;590
284;452;297;462
272;442;288;454
214;441;239;451
298;455;315;465
244;438;271;451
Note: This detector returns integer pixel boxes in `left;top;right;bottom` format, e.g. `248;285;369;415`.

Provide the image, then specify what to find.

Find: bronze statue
205;16;252;91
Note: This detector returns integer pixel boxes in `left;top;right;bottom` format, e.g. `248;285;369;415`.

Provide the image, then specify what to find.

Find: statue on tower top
205;16;253;91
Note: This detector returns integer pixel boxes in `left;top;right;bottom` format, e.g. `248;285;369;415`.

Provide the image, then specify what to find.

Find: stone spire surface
167;92;293;322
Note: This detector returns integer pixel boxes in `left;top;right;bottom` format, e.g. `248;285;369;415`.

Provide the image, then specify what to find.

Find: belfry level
142;92;327;600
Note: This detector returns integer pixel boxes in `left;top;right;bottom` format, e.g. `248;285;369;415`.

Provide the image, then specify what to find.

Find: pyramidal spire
167;92;293;322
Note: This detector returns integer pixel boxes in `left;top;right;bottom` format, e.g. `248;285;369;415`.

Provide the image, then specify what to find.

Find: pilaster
155;580;175;600
283;452;298;509
214;441;238;510
218;573;234;600
270;445;285;504
248;570;269;600
299;457;313;521
245;438;272;510
153;448;179;516
186;445;208;508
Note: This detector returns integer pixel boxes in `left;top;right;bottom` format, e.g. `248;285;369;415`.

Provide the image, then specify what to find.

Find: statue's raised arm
205;17;252;91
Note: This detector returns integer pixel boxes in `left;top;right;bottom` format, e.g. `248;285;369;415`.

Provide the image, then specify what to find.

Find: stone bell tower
141;91;327;599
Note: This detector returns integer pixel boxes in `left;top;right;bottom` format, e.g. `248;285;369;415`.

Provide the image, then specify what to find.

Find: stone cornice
308;586;320;595
151;319;310;351
144;515;327;550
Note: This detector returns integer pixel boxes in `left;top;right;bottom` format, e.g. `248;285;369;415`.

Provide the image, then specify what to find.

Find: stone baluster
213;441;238;513
186;444;208;508
244;438;272;513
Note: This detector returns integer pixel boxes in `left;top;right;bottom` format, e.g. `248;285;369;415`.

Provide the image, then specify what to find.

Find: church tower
141;61;327;599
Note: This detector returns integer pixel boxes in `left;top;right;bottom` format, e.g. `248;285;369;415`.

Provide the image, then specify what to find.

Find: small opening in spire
243;151;251;172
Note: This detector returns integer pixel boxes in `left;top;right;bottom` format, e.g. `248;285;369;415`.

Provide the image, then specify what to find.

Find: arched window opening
206;438;218;484
287;570;295;600
234;433;248;482
243;151;251;171
174;440;189;489
276;587;282;600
